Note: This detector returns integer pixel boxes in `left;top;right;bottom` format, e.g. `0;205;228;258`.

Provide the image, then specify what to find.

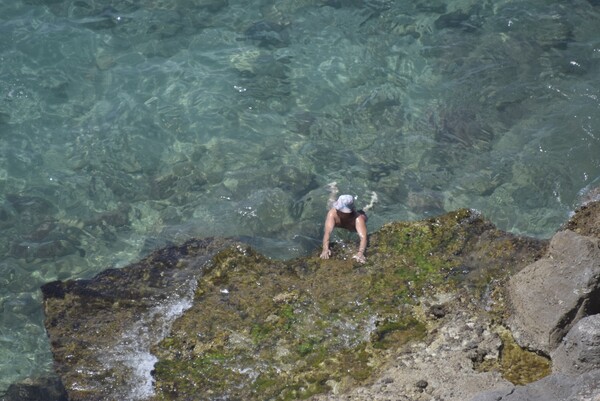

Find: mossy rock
151;209;547;400
475;326;552;385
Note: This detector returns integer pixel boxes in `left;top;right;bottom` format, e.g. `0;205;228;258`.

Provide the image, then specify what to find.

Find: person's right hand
352;252;366;264
320;249;331;259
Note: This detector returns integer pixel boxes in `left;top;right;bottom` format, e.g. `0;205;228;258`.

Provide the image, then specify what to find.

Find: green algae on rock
150;209;547;400
39;209;550;401
41;237;235;401
497;327;552;385
473;326;552;386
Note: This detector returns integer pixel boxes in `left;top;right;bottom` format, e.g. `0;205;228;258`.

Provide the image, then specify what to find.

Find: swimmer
320;182;378;264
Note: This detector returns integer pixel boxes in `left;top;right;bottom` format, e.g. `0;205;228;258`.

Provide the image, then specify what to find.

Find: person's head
333;194;355;213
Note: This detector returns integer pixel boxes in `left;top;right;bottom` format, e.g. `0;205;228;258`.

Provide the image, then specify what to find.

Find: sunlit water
1;0;599;393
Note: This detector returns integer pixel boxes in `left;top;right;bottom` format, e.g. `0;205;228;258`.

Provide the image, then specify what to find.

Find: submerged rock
242;20;291;48
1;375;67;401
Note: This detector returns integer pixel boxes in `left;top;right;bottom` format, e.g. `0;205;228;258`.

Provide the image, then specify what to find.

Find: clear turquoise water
1;0;599;392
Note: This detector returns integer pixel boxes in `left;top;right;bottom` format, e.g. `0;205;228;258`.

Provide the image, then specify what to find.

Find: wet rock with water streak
41;238;233;401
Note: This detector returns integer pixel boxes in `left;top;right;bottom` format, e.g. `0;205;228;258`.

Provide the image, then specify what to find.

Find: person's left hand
352;252;366;264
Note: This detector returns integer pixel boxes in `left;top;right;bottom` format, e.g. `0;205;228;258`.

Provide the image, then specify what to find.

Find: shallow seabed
0;0;599;392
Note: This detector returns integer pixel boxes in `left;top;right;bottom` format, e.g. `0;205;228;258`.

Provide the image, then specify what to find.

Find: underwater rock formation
1;375;67;401
38;202;600;401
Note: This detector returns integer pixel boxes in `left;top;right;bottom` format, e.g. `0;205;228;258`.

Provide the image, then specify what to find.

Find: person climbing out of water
320;182;378;264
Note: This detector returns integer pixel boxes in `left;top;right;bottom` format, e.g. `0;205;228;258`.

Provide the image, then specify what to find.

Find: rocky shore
314;203;600;401
310;201;600;401
3;201;600;401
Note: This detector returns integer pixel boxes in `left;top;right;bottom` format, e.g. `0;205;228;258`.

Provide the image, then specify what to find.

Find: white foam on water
100;280;196;400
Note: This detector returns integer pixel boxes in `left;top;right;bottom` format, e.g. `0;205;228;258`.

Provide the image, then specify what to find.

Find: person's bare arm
320;209;336;259
352;215;368;263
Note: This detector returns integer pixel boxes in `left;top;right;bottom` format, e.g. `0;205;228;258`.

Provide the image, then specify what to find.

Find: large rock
150;209;545;401
41;209;547;401
552;314;600;375
471;315;600;401
1;376;67;401
506;230;600;354
470;203;600;401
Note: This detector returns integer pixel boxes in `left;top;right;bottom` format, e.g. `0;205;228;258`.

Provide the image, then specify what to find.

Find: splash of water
99;281;196;400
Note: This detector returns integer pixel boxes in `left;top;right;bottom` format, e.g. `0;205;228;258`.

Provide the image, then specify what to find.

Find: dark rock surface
0;376;67;401
564;199;600;239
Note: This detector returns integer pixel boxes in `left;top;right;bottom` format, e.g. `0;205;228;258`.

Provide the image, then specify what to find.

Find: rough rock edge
506;230;600;354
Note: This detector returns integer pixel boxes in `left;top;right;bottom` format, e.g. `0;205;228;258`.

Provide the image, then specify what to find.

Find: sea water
1;0;599;393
